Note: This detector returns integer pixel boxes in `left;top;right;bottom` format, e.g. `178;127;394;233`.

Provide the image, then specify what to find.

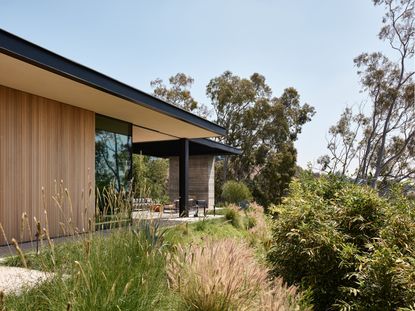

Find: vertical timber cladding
169;155;215;209
0;85;95;244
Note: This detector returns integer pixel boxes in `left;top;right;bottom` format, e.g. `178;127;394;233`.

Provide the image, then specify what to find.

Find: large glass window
95;115;132;191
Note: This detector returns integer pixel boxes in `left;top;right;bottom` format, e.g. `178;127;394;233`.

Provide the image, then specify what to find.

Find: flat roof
132;138;242;157
0;29;226;139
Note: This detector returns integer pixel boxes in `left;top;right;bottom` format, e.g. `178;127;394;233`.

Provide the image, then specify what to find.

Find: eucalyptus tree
319;0;414;189
151;73;210;118
207;71;315;206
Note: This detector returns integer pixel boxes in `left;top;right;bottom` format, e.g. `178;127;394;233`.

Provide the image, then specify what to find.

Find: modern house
0;29;240;244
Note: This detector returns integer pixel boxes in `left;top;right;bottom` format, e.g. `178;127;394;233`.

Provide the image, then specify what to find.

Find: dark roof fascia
132;138;241;158
191;138;242;155
0;29;226;136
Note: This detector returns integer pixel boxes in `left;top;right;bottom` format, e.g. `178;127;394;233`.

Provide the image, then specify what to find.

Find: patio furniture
132;197;154;211
150;204;163;213
163;203;177;214
196;200;207;217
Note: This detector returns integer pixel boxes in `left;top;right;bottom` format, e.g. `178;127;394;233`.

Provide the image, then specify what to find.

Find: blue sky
0;1;390;167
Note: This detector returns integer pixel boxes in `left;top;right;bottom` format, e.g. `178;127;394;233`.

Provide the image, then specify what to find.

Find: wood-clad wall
0;85;95;244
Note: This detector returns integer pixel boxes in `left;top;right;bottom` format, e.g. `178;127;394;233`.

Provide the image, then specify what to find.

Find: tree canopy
207;71;315;207
319;0;414;190
151;73;211;118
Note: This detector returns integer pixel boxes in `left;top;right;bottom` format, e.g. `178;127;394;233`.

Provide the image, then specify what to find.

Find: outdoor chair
196;200;207;217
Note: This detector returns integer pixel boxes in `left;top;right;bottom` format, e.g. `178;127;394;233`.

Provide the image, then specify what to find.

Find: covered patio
132;138;241;217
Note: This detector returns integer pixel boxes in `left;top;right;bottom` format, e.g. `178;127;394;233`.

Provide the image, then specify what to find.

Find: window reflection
95;115;132;191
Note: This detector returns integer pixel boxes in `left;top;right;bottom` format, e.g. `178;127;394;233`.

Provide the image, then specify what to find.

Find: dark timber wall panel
0;85;95;244
169;155;215;209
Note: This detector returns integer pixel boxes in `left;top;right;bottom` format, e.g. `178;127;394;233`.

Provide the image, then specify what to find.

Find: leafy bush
268;173;415;310
221;180;252;204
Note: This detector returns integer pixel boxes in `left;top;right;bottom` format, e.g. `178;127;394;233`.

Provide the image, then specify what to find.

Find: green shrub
224;205;244;229
268;174;415;310
221;180;252;204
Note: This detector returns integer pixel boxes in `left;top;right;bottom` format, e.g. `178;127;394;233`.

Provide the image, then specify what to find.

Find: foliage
165;204;273;262
132;154;169;202
4;230;177;311
268;173;415;310
221;180;252;204
163;218;248;247
214;159;225;203
319;0;415;188
224;204;244;229
95;183;133;228
244;203;273;255
207;71;315;207
150;70;314;208
252;143;297;208
2;183;304;310
317;107;366;176
151;73;210;118
167;238;306;311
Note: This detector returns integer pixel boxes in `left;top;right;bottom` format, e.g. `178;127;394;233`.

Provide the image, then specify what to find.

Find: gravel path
0;266;53;295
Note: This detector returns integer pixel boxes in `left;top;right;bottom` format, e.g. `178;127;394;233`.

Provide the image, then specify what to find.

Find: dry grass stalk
43;227;53;250
0;223;12;255
81;189;85;232
168;238;303;311
41;186;46;216
168;239;267;310
59;222;67;236
107;281;117;304
35;218;43;254
65;188;74;222
83;239;91;257
11;238;27;268
19;212;26;242
247;203;272;246
123;279;133;296
258;278;303;311
23;212;34;249
50;179;82;236
81;172;93;233
74;261;90;292
43;215;56;267
43;209;49;238
52;194;65;218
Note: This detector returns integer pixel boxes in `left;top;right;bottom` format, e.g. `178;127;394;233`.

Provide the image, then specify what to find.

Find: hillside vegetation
268;173;415;310
2;206;307;311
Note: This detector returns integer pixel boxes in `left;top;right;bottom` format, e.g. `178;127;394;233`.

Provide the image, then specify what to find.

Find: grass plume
167;238;303;310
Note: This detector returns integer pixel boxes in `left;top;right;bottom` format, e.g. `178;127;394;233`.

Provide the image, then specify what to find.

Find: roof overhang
0;29;225;140
133;138;242;158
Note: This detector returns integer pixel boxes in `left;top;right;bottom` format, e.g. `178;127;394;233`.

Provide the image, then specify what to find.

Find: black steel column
179;138;189;217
